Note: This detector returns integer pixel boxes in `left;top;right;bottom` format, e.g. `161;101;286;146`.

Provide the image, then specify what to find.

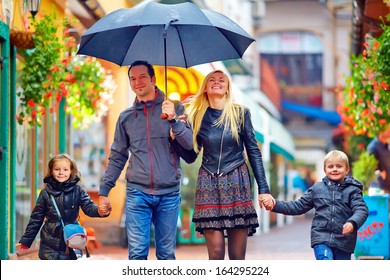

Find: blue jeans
313;244;351;260
125;187;181;260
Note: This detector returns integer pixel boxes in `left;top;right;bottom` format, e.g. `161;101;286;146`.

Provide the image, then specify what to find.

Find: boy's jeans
314;244;351;260
126;187;181;260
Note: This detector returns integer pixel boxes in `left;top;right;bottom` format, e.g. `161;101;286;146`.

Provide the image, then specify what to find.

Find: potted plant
351;150;378;193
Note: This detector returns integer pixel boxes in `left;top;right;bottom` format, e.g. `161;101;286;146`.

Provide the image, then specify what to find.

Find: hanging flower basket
337;13;390;138
10;29;35;49
17;12;116;129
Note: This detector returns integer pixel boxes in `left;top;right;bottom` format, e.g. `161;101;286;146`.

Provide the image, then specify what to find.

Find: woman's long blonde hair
186;70;244;152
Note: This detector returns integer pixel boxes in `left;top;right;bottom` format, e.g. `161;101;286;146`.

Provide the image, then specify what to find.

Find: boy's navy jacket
272;176;368;253
19;176;100;260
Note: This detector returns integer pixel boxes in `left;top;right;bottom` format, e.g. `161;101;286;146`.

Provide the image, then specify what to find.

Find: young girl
18;154;103;260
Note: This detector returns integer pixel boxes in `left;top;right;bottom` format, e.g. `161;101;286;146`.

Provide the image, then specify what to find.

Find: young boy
272;150;368;260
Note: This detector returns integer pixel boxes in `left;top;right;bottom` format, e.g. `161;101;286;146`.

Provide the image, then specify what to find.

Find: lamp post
27;0;41;18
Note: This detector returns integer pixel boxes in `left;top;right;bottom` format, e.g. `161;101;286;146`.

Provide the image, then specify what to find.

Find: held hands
169;115;188;140
98;195;112;217
258;193;276;211
18;243;30;252
162;100;176;121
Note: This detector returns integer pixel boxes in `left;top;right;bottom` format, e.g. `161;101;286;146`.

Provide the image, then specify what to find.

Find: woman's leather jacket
175;106;270;194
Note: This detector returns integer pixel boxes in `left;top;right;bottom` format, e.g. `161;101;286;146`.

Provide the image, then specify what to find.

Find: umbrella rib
173;26;188;68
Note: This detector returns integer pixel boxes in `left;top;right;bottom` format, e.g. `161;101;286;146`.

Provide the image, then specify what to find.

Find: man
98;60;193;259
367;126;390;193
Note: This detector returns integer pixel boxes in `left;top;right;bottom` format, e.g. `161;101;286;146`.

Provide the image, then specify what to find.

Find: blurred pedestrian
285;168;306;200
367;126;390;193
181;70;275;260
97;60;193;260
271;150;368;260
18;154;102;260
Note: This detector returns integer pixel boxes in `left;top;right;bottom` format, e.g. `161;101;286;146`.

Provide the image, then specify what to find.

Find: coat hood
323;176;363;190
43;176;80;195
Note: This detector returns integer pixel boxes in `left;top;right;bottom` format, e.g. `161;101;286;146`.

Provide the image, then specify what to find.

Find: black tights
203;228;248;260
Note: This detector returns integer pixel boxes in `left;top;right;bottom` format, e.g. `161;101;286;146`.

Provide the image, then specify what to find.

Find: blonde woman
183;70;275;260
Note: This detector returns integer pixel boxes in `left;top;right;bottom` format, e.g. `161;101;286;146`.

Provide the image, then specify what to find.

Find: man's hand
162;100;176;121
98;195;112;217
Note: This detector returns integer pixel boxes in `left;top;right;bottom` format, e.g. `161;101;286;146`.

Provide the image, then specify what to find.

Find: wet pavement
89;216;314;260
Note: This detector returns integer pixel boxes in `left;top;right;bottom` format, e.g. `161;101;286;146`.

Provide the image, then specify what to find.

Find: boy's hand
259;193;276;211
342;222;354;235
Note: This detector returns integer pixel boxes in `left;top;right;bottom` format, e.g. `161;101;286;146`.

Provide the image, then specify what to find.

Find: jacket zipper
145;107;154;194
330;185;335;244
216;126;226;176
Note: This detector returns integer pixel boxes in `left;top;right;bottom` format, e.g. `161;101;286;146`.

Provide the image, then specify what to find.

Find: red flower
358;143;365;149
27;99;35;108
56;94;62;103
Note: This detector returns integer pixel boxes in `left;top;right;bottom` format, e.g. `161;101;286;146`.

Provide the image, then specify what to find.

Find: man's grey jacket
99;88;193;196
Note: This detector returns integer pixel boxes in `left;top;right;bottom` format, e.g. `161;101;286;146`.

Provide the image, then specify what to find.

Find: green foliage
351;151;378;193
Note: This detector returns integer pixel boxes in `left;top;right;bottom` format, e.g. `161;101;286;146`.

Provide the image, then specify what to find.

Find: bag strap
50;194;89;257
50;194;66;229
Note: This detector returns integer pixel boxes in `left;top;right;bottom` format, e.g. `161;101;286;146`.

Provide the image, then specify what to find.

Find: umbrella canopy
77;1;255;68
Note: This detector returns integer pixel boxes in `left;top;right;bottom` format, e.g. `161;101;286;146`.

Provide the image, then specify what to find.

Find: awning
281;101;341;125
222;59;252;75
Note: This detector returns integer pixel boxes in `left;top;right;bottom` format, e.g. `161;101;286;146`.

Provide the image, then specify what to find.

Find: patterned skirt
192;162;259;236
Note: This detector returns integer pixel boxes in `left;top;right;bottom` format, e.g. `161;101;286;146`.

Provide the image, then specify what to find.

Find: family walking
95;61;367;261
18;61;368;261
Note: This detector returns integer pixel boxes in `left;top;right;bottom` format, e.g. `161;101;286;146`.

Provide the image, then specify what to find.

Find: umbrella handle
161;19;178;122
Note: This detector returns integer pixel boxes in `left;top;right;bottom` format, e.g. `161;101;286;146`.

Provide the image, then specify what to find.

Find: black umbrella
77;1;255;117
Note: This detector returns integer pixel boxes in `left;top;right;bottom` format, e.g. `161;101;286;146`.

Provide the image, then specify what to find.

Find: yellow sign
154;66;205;101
